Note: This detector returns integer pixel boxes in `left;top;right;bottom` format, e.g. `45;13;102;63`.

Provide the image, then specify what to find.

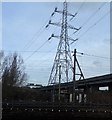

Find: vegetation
1;52;27;87
0;51;51;102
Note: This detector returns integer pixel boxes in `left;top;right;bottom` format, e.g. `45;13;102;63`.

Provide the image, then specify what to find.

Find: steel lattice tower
47;1;81;86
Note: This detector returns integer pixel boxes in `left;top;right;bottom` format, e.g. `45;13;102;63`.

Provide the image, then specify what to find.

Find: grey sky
2;2;110;85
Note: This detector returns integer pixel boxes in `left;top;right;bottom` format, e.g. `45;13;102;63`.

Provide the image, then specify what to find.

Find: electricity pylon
46;1;84;102
47;1;81;85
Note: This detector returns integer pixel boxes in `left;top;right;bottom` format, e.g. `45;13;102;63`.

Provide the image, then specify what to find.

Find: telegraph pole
73;49;85;104
73;49;76;104
58;65;61;102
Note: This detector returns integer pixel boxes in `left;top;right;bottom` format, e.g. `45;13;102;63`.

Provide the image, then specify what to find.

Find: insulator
45;24;49;28
71;38;78;44
48;37;51;41
81;53;84;55
69;13;77;21
73;12;77;17
69;17;73;21
51;12;55;16
78;27;82;30
54;7;58;12
51;34;54;37
49;20;51;24
75;38;78;41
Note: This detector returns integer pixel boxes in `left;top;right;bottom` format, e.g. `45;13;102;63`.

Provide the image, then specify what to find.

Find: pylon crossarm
69;13;77;21
68;37;78;42
50;22;61;27
56;10;77;17
48;34;78;44
68;24;80;30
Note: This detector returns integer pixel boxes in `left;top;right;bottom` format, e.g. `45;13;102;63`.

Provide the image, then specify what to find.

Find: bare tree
2;52;27;87
0;50;4;80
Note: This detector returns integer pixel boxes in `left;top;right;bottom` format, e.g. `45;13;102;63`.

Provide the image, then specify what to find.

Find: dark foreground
2;114;112;120
2;109;112;120
2;102;112;120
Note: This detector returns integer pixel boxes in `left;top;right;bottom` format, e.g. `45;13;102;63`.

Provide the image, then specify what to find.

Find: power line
22;28;46;51
5;3;61;63
76;0;86;14
22;2;61;57
77;51;111;60
68;1;86;22
22;4;61;62
3;50;56;53
81;2;107;27
22;19;50;51
76;8;110;40
4;48;111;60
70;2;107;36
24;40;49;62
22;6;58;51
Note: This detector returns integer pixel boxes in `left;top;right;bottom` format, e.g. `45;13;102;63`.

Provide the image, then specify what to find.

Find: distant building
26;83;42;88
